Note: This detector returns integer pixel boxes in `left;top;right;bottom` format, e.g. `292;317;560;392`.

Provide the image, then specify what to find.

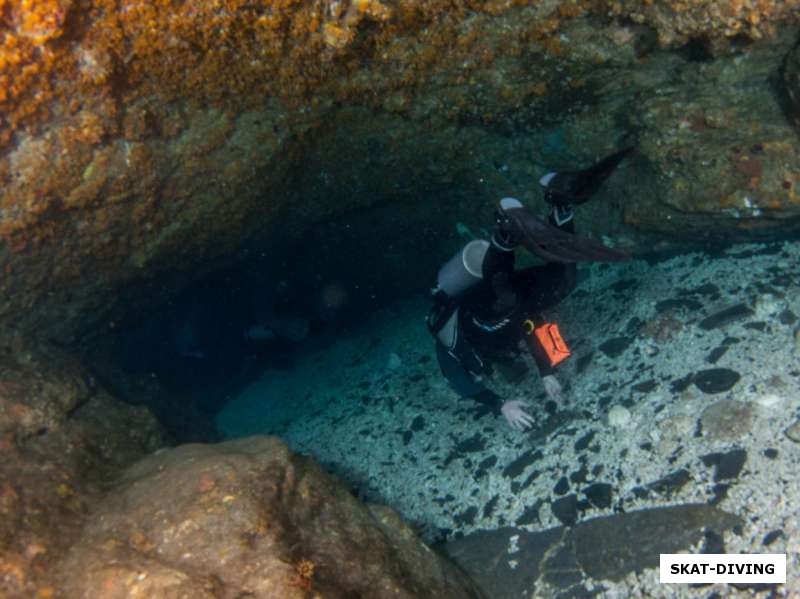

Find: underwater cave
2;1;800;597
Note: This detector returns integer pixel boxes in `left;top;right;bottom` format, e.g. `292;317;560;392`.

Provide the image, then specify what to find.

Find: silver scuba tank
435;239;489;297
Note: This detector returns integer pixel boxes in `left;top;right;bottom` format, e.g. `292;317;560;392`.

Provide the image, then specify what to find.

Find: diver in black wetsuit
428;148;633;430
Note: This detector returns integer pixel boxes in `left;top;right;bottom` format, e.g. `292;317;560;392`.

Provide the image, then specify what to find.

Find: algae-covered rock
0;343;92;438
57;436;484;599
783;41;800;127
0;342;167;599
0;2;799;345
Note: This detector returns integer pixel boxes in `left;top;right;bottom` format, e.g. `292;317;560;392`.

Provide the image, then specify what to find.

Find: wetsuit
431;147;635;415
432;212;576;414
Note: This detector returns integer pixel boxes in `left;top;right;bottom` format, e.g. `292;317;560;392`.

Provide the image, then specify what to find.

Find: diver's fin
505;207;630;263
543;147;634;206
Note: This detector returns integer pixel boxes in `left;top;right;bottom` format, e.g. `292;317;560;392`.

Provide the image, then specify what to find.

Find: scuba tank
427;239;490;344
434;239;489;297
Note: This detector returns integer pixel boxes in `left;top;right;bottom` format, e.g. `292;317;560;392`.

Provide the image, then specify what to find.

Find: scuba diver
427;148;633;430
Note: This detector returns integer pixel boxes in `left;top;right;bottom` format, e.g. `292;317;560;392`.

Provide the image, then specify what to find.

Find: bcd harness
429;237;572;369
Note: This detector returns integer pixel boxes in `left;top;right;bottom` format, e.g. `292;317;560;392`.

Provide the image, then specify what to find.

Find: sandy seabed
219;240;800;597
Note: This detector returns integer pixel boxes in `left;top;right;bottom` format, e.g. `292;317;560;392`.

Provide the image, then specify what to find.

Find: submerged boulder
57;436;484;599
443;504;742;598
0;342;167;599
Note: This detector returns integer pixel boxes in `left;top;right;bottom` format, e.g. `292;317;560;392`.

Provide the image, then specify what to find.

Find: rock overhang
0;1;799;343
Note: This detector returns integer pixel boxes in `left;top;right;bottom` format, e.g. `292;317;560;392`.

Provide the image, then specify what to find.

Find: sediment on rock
56;436;485;599
0;341;167;599
0;3;799;346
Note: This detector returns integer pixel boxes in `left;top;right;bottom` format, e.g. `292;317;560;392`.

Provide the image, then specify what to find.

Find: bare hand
501;400;535;431
542;375;562;401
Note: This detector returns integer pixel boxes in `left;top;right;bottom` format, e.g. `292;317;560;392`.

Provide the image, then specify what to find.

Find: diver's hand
501;400;534;431
542;375;562;402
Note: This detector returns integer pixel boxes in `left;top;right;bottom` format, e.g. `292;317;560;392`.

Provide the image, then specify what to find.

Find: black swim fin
542;147;634;206
504;206;630;263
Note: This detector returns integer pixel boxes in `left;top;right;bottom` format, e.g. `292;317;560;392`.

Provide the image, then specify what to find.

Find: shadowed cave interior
3;3;800;597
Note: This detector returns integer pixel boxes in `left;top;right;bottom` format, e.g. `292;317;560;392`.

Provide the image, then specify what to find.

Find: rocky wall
2;3;800;597
0;0;799;342
0;343;484;598
0;340;168;597
56;436;485;599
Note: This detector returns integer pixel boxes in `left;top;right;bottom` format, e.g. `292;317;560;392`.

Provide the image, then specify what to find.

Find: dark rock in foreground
57;436;484;599
442;504;742;598
0;345;481;599
0;342;168;599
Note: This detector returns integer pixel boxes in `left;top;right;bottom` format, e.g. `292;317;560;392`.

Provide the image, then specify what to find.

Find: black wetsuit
433;215;576;414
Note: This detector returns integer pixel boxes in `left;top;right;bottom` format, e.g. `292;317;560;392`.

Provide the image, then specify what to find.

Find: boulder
0;343;167;599
57;436;484;599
